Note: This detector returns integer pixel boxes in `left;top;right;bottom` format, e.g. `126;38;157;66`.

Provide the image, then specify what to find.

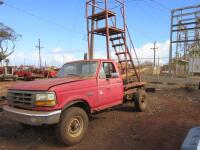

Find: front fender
60;95;92;111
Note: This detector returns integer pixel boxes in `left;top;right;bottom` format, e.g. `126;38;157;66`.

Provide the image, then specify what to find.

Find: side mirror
111;73;119;78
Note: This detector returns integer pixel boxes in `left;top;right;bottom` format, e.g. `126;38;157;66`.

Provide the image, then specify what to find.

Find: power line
150;0;171;11
126;0;171;11
138;0;170;28
135;57;168;60
4;2;85;37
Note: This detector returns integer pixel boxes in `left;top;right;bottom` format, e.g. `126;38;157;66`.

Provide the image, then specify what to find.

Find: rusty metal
86;0;141;83
169;4;200;75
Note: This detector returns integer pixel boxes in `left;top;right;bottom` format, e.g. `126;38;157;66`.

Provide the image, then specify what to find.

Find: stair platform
88;10;116;21
93;27;125;36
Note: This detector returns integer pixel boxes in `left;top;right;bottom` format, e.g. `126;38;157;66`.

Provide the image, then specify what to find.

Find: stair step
116;52;126;55
110;36;124;41
119;60;131;63
112;43;125;47
121;67;135;69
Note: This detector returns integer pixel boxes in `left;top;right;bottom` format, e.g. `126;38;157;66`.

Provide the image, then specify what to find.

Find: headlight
35;92;56;107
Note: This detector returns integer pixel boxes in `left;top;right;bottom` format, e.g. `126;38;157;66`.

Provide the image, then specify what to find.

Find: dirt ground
0;79;200;150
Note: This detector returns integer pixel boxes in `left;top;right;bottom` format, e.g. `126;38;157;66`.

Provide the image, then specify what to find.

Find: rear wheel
56;107;89;146
133;89;148;112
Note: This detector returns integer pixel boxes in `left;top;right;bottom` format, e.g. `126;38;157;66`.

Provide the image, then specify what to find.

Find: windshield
56;61;98;78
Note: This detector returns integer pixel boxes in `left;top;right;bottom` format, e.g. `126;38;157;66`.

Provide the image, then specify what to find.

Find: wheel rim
68;116;84;138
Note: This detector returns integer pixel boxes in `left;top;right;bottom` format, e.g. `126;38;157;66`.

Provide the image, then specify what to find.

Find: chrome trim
3;105;61;117
3;105;61;125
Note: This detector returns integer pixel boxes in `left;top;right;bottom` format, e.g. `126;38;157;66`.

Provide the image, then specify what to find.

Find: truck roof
64;59;115;64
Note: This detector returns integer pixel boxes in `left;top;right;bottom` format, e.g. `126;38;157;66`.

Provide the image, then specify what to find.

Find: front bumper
3;105;61;126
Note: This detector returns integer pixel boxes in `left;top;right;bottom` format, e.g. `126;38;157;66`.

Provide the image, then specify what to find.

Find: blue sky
0;0;199;66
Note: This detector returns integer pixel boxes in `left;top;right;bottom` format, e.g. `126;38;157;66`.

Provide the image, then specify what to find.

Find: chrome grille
7;90;35;108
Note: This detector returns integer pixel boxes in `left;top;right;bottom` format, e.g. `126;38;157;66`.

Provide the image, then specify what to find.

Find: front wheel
56;107;89;146
133;89;148;112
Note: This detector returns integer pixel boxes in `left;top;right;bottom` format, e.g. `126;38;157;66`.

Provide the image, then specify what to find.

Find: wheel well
63;100;91;116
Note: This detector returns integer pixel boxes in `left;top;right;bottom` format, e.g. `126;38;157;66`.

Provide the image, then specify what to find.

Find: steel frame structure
86;0;140;82
169;4;200;75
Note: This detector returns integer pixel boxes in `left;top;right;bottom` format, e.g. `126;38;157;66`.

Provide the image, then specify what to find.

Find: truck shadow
89;104;138;121
109;104;138;112
0;104;139;148
93;104;138;115
0;116;66;148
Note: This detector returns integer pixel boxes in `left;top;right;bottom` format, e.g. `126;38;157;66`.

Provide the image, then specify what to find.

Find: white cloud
8;47;78;67
133;40;170;65
6;40;169;67
52;47;62;53
93;50;107;59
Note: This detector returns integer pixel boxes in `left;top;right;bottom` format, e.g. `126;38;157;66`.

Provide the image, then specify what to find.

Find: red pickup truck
15;66;33;80
3;59;147;146
15;66;45;80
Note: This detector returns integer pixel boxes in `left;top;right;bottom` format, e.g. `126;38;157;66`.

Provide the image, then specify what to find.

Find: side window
99;62;117;79
81;62;97;76
99;67;106;79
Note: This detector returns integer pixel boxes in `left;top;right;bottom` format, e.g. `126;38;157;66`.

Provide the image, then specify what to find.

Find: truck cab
3;59;147;146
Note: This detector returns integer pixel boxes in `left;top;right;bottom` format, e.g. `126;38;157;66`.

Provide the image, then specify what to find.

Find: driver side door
97;62;123;109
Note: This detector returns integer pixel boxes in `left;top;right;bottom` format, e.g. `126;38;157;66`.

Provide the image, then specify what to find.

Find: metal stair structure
86;0;141;83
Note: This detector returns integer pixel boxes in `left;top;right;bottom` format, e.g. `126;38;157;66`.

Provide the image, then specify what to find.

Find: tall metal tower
169;4;200;75
86;0;140;83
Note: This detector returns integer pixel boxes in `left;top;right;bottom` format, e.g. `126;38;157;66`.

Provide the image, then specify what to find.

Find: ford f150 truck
3;59;147;146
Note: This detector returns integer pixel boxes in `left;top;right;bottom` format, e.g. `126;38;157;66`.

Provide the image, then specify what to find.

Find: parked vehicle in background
43;67;58;78
3;60;148;146
0;66;18;81
15;65;44;81
15;66;34;81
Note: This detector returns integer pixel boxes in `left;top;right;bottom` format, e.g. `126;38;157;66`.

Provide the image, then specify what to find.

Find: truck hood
9;77;85;91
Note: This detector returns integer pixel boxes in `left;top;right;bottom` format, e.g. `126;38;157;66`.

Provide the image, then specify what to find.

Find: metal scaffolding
169;4;200;75
86;0;141;82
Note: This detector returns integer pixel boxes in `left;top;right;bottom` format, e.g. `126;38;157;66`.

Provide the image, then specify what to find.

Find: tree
0;22;21;65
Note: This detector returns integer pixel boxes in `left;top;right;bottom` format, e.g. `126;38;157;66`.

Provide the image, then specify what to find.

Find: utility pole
36;39;44;69
89;0;96;60
151;41;159;67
